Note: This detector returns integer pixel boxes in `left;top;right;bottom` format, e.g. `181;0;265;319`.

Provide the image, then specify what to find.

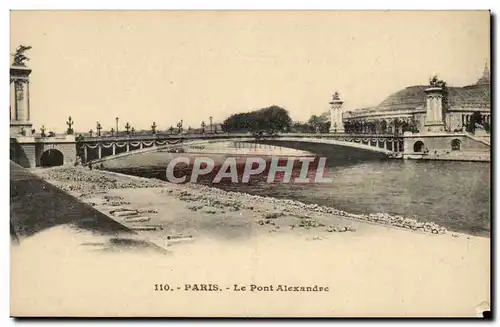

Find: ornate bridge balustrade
78;138;184;163
304;134;404;153
77;133;405;165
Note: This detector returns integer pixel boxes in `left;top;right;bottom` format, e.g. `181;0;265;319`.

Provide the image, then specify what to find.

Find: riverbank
403;151;490;162
13;166;490;317
33;166;454;240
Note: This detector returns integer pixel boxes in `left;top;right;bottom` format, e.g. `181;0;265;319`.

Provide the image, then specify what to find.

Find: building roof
376;83;490;112
350;66;491;116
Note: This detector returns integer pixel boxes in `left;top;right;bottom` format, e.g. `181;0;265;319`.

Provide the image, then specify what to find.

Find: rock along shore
33;166;447;236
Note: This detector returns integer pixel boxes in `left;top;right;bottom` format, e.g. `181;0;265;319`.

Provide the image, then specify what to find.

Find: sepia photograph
9;10;491;318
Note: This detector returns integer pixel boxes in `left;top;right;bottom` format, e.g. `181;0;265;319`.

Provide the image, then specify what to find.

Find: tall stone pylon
10;45;33;137
329;91;345;133
423;86;446;133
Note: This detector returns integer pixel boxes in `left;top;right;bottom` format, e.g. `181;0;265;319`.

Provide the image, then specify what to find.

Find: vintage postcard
10;10;491;318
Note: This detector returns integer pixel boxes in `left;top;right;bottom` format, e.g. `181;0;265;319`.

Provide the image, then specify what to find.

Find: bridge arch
40;149;64;167
413;141;425;153
85;135;397;165
451;139;461;151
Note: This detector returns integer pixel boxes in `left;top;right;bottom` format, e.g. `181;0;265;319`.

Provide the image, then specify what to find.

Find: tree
466;112;482;134
223;105;292;133
380;119;388;134
483;120;490;133
292;122;310;133
263;105;292;133
307;114;330;133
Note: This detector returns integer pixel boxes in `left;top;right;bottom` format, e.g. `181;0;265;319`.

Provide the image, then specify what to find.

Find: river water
103;152;490;237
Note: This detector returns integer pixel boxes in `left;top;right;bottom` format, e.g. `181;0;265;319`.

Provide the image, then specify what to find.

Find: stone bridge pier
10;135;77;168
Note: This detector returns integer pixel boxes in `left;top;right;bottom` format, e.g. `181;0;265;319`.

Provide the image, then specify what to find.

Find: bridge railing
79;132;405;165
78;132;404;142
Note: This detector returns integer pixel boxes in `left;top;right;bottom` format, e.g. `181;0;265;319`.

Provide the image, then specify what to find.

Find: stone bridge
10;135;78;168
80;133;404;165
11;131;489;168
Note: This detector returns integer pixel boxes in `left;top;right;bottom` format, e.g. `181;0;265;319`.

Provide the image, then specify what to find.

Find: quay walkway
10;161;165;253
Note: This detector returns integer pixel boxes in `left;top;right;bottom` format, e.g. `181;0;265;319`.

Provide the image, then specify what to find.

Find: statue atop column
11;45;32;67
424;75;446;132
10;45;33;137
429;75;446;88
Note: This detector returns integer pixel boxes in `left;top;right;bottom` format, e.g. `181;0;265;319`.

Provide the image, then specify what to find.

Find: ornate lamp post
151;121;157;134
209;116;213;133
201;121;206;134
96;121;102;137
125;122;131;135
177;120;183;134
131;126;135;135
40;125;46;138
66;116;74;135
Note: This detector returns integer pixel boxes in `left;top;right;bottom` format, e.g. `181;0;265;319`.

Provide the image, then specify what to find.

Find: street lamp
96;121;102;137
177;120;183;134
66;116;74;135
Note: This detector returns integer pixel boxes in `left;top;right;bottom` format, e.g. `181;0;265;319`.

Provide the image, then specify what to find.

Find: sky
10;11;490;133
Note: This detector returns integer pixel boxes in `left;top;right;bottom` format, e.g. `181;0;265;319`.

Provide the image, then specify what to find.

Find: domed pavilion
341;64;491;133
